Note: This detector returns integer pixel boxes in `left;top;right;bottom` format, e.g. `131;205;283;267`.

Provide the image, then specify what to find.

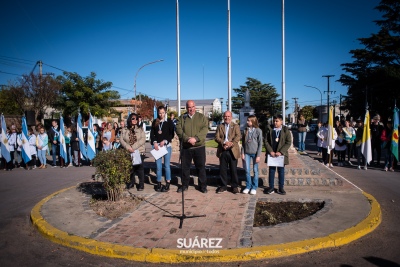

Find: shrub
92;149;132;201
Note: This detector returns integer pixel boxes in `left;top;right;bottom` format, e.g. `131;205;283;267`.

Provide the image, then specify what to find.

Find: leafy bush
92;149;132;201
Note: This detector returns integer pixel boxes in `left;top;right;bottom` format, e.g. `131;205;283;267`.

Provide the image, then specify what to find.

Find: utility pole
292;97;298;123
322;75;335;118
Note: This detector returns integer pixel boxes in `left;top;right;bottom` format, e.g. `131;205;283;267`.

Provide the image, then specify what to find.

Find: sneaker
329;163;334;168
32;166;36;169
277;188;286;195
69;163;73;167
232;187;240;194
384;167;388;172
216;187;227;194
265;187;274;194
242;188;250;194
389;167;394;172
364;165;368;170
357;165;361;170
52;165;57;168
250;189;257;195
325;163;329;166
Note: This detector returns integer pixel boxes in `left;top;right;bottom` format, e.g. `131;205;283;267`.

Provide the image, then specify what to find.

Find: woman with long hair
102;122;115;144
150;106;175;192
120;113;146;191
241;115;263;195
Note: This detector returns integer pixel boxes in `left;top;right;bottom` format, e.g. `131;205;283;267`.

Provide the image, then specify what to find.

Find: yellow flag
361;110;372;164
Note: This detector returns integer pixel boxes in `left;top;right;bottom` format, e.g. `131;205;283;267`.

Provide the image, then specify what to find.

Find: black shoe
232;187;239;194
137;185;144;191
199;188;208;194
155;182;162;192
264;187;275;194
277;188;286;195
126;183;134;189
161;182;170;192
216;187;227;194
177;186;188;193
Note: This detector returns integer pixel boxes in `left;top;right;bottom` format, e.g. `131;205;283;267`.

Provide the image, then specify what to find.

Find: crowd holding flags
21;116;32;164
1;114;11;162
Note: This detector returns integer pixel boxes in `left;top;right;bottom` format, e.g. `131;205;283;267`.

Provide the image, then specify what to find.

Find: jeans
154;145;172;182
244;154;259;190
38;150;47;165
298;131;307;151
51;143;58;166
268;166;285;189
384;148;393;168
66;144;72;164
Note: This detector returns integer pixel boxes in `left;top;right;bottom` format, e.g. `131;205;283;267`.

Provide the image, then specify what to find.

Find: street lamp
133;59;164;113
304;85;322;122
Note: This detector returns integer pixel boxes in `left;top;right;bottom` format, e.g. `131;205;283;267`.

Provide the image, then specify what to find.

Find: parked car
309;124;318;132
209;121;218;131
145;125;151;142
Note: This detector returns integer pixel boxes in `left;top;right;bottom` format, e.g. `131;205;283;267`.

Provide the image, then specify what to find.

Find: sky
0;0;382;115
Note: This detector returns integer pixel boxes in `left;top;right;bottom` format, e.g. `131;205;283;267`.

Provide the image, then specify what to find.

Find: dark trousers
321;148;333;165
219;150;238;189
6;152;15;170
181;146;207;189
268;166;285;189
371;139;382;164
347;143;354;161
131;162;144;188
28;155;37;167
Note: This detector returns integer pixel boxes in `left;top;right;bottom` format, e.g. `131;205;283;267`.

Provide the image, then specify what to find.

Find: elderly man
175;100;209;193
214;111;241;194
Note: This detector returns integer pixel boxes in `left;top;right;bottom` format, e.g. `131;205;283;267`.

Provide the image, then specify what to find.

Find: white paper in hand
150;145;168;160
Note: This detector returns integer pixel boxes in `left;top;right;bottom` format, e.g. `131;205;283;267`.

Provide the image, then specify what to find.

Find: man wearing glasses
176;100;209;193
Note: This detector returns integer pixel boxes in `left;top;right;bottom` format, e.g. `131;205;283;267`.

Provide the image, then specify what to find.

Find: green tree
299;105;314;122
8;73;61;122
55;72;120;118
232;77;288;122
210;110;222;123
339;0;400;119
0;87;22;115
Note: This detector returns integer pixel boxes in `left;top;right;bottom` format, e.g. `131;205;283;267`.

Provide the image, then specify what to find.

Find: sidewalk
31;149;381;263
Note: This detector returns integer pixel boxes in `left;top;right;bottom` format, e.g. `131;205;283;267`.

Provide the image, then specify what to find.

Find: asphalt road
0;130;399;267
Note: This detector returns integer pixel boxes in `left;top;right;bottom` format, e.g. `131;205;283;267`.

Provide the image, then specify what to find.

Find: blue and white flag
153;103;157;120
77;113;87;159
0;114;11;162
21;116;32;163
86;113;96;160
59;115;67;160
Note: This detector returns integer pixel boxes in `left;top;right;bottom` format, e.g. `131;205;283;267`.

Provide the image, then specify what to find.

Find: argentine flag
361;110;372;164
59;115;67;160
153;104;157;120
87;113;96;160
21;116;32;163
77;113;87;159
1;114;11;162
392;107;399;161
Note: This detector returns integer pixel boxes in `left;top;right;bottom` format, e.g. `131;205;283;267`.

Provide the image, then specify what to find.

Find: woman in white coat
317;122;337;168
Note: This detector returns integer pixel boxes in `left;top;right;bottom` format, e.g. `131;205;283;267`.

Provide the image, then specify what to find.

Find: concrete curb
31;187;381;263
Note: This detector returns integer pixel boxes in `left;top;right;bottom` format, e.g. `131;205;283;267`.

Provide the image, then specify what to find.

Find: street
0;130;399;266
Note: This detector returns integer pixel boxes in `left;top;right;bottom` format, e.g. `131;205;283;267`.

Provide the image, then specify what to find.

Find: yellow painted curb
31;188;381;263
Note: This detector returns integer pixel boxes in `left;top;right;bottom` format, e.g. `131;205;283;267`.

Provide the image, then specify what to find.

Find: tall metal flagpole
227;0;232;111
281;0;286;125
176;0;181;116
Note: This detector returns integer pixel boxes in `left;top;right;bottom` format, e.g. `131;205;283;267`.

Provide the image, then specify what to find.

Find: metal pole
281;0;286;125
134;59;164;113
323;75;334;115
176;0;181;116
227;0;232;111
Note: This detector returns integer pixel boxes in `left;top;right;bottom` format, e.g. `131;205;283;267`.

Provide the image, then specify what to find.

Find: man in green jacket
176;100;209;193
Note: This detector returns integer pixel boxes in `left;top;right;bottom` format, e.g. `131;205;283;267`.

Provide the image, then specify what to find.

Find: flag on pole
87;113;96;160
1;114;11;162
361;109;372;164
327;106;335;155
391;106;399;161
77;113;87;159
21;116;32;163
153;102;157;120
59;115;67;160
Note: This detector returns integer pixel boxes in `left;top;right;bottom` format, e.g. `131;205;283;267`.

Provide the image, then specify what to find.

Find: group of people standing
314;114;396;171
